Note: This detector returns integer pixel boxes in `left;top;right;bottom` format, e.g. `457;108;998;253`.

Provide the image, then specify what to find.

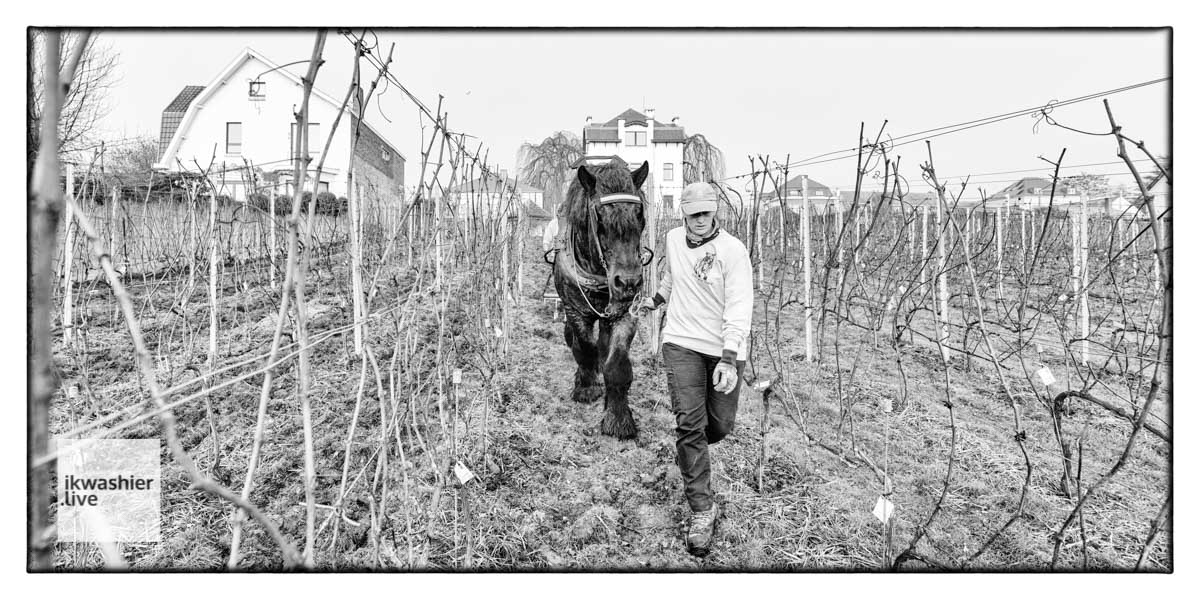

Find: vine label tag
454;461;475;485
872;496;895;523
1037;366;1056;386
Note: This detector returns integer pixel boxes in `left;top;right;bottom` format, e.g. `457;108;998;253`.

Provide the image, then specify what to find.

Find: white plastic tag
494;326;505;338
454;461;475;485
1036;366;1056;386
873;496;895;523
451;369;462;384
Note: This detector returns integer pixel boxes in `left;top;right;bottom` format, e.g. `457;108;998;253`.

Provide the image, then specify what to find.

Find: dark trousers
661;342;745;512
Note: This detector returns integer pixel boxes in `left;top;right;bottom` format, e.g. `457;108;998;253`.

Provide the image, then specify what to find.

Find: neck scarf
686;224;721;249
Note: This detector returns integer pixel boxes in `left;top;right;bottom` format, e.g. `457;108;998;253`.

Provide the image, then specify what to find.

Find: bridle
560;191;654;319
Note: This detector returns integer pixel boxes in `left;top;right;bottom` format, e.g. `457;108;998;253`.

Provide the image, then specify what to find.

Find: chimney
646;108;655;122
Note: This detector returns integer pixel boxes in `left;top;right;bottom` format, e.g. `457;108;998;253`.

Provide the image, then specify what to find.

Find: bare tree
1061;173;1110;197
102;135;159;188
28;29;119;165
517;130;583;211
683;132;726;184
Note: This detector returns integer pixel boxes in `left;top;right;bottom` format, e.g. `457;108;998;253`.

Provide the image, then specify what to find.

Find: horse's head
569;160;650;302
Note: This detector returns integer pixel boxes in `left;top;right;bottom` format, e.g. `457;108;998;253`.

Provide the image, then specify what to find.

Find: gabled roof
603;108;649;126
780;175;832;196
985;177;1069;201
155;46;405;170
165;86;205;112
652;128;687;142
584;108;689;145
585;128;619;142
585;125;688;144
160;85;206;160
525;202;552;220
444;174;544;195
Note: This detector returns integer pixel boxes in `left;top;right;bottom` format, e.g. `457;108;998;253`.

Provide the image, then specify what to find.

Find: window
318;181;330;194
625;131;646;146
289;122;322;159
663;194;674;210
226;122;242;155
663;163;674;182
382;149;391;162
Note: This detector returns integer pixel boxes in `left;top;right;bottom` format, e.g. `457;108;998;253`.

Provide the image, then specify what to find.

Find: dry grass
45;238;1169;572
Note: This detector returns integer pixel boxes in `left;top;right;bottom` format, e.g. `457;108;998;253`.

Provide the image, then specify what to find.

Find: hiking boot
686;503;721;557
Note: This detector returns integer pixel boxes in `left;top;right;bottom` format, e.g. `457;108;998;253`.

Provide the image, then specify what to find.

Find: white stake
936;199;950;362
62;162;75;346
269;187;277;290
349;175;364;355
802;175;813;361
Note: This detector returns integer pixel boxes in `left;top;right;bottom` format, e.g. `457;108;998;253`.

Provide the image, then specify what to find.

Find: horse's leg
598;316;638;440
564;309;603;404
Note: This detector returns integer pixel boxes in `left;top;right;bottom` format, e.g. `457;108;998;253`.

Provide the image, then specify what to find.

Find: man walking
639;182;754;557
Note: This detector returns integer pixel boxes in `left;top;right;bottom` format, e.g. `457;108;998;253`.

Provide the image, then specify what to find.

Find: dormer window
625;131;647;146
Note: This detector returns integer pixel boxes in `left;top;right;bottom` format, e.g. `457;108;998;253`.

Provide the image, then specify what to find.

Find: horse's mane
562;159;645;240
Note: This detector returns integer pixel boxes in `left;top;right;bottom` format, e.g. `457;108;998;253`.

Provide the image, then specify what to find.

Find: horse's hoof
571;384;603;404
600;410;638;440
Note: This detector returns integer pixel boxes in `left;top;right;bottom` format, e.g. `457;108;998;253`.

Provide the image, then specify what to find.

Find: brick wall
350;117;404;201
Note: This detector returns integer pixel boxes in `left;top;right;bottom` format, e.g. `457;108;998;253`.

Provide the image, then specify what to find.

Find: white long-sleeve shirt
655;227;754;360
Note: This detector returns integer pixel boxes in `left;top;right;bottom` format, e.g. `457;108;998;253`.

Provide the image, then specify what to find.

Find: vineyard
28;30;1171;572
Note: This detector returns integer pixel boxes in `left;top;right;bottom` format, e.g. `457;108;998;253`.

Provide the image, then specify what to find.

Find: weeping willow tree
683;133;726;184
518;130;584;211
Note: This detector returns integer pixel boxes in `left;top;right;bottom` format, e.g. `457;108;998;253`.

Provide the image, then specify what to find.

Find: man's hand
713;362;738;394
635;296;657;316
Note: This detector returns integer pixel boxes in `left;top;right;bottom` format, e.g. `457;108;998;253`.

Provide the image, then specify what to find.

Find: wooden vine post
269;187;277;289
209;183;219;364
801;175;813;361
62;162;76;346
646;182;660;355
1071;194;1091;366
935;196;950;362
349;174;364;355
920;204;929;298
997;201;1006;300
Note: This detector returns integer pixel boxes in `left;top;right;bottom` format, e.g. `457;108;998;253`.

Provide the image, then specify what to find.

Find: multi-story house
154;47;404;203
582;108;687;215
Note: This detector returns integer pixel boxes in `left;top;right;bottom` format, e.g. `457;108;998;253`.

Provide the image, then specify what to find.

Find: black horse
552;159;651;440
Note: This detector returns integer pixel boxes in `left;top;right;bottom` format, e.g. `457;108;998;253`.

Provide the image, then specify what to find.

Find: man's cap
680;182;718;215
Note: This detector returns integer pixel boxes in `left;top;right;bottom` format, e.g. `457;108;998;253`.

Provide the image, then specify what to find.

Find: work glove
713;361;739;394
635;294;663;317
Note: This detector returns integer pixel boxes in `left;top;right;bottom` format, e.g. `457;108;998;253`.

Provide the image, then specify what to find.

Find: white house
154;47;405;203
438;170;545;221
583;108;687;215
984;177;1084;211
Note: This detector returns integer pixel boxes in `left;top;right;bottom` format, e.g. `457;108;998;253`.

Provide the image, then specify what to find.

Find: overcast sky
91;28;1169;197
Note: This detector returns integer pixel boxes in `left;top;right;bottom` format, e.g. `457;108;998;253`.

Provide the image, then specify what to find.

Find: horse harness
548;192;654;319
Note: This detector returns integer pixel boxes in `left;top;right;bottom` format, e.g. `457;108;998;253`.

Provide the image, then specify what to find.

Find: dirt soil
47;248;1171;572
